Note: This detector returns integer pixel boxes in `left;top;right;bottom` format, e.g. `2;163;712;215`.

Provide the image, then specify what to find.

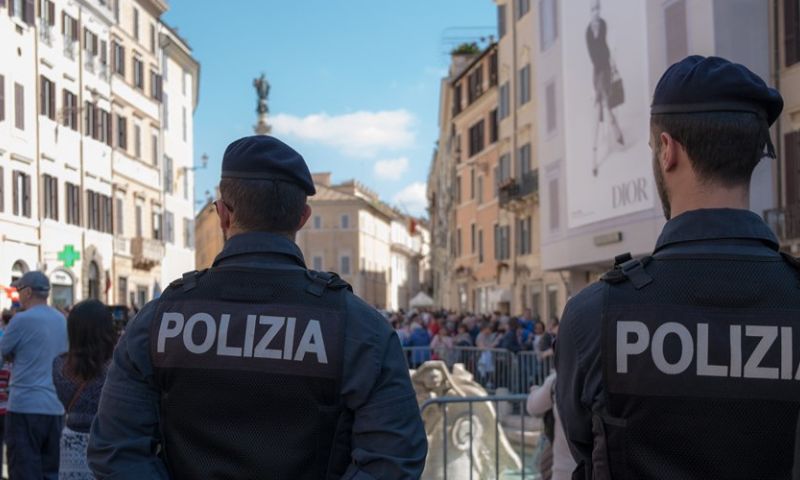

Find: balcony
499;170;539;209
114;237;130;256
765;204;800;244
131;236;165;270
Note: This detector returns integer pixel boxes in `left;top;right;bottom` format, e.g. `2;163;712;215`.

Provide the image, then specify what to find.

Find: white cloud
271;110;415;157
373;157;409;180
392;182;428;217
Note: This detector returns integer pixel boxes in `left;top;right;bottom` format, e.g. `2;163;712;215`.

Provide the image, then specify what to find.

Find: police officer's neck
669;182;749;219
225;227;297;243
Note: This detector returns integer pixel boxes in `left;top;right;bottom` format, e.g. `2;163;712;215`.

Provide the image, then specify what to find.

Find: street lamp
182;153;208;173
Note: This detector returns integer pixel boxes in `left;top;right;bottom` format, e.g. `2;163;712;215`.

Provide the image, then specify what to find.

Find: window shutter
100;40;107;64
12;172;18;215
786;0;800;67
47;0;54;26
23;0;34;25
71;17;78;42
15;83;24;130
39;76;45;116
23;174;31;217
48;79;55;120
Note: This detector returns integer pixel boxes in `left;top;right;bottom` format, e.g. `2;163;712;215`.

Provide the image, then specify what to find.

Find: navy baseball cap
220;135;316;196
12;271;50;293
651;56;783;126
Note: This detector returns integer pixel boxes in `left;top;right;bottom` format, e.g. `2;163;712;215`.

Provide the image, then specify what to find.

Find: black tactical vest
149;265;351;480
594;253;800;480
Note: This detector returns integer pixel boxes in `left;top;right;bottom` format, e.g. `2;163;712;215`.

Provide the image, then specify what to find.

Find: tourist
53;300;115;479
0;271;68;479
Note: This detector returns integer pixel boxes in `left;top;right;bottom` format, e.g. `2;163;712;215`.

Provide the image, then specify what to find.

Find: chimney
312;172;332;187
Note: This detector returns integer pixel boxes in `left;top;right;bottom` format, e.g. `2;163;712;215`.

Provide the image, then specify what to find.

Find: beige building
194;198;223;270
766;0;800;253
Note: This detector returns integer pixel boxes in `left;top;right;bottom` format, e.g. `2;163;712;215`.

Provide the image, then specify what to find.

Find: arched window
87;262;100;300
11;261;28;284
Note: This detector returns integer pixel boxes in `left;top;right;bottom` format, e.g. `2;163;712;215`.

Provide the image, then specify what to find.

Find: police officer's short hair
650;111;774;187
219;177;307;233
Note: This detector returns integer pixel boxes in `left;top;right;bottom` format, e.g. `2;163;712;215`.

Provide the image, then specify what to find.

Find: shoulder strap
780;252;800;289
600;252;654;290
166;269;210;294
305;271;353;297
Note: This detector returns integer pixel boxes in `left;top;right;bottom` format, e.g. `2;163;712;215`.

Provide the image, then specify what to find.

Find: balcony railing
131;236;165;270
765;204;800;242
499;170;539;208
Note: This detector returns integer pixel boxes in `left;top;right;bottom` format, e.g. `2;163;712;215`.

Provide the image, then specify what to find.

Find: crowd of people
0;272;115;479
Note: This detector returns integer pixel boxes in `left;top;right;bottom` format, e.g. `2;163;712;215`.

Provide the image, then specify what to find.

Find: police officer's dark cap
651;55;783;127
221;135;316;196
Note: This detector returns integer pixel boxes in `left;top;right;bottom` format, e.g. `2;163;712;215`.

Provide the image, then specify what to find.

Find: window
62;12;78;47
498;153;512;186
182;107;187;142
477;175;484;204
164;156;173;194
149;23;155;53
14;83;24;130
10;0;34;25
134;124;142;158
489;109;498;143
498;4;507;38
117;115;127;149
112;41;125;75
467;66;483;104
665;0;688;66
499;82;510;120
455;175;461;203
341;214;349;229
313;256;323;271
489;51;498;87
494;224;511;260
340;256;351;275
84;29;99;58
546;81;557;133
0;75;4;122
152;134;158;165
133;7;139;40
39;0;55;27
517;216;532;255
471;223;476;253
478;229;484;263
164;211;174;244
87;190;112;233
150;70;163;101
516;0;530;19
785;130;800;204
518;143;531;176
117;276;128;304
456;228;462;257
115;197;124;235
12;171;31;218
152;211;163;240
133;57;144;90
42;174;58;220
452;83;462;116
470;168;475;199
547;284;559;319
66;182;80;225
539;0;558;51
183;171;189;200
786;0;800;67
99;109;112;145
100;40;108;68
468;120;485;157
518;65;531;106
84;101;96;137
135;204;143;237
313;215;321;229
62;90;77;130
183;218;194;248
549;177;560;231
39;76;55;120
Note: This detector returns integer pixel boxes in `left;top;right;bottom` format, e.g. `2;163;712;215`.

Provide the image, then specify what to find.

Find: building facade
767;0;800;253
0;0;198;311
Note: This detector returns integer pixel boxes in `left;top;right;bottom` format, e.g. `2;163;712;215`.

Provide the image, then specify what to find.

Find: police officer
88;136;427;479
556;55;800;479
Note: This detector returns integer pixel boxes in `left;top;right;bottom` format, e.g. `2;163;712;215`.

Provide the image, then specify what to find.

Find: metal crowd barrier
403;346;555;393
420;394;536;480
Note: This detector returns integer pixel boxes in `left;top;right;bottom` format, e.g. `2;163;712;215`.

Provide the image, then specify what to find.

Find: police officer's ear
658;131;683;174
296;204;312;231
215;199;233;234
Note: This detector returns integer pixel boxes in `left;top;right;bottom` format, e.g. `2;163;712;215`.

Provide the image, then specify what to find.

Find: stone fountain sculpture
411;361;522;479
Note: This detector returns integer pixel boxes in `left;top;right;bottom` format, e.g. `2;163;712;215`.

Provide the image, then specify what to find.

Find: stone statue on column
253;73;272;135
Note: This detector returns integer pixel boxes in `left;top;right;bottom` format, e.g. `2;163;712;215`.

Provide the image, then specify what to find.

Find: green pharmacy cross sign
57;245;81;268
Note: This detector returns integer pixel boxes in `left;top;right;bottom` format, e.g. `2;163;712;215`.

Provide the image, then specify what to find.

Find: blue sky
162;0;497;218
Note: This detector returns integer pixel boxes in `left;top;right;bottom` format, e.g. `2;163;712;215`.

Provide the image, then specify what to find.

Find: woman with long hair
52;300;116;479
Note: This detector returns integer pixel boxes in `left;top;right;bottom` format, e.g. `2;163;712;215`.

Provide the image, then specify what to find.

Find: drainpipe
510;0;519;312
34;4;43;275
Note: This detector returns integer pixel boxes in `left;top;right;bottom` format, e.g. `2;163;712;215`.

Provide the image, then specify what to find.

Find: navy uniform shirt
555;208;782;467
88;232;427;479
